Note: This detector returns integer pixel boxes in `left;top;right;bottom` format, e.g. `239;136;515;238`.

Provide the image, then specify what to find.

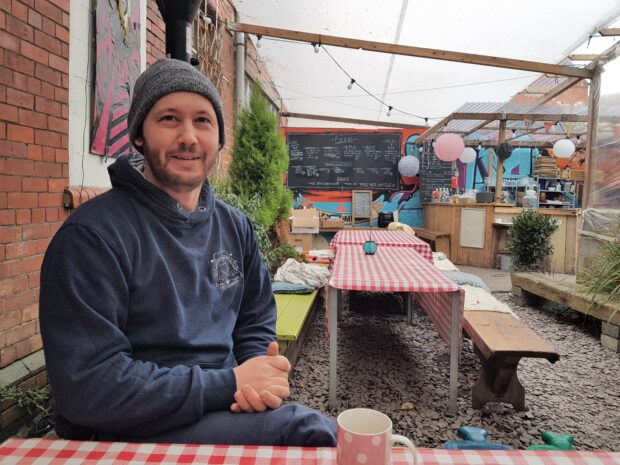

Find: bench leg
471;348;526;412
434;237;450;258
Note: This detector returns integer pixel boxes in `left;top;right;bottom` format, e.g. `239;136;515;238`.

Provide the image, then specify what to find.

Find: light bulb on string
256;35;262;48
347;78;355;90
313;42;320;53
386;106;393;117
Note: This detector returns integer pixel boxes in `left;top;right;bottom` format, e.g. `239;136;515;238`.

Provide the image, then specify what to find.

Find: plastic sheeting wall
589;57;620;209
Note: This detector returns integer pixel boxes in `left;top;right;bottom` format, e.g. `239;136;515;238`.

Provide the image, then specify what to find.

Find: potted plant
507;209;559;272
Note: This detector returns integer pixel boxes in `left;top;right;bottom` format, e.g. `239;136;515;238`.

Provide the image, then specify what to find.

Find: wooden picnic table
327;244;463;413
330;229;433;262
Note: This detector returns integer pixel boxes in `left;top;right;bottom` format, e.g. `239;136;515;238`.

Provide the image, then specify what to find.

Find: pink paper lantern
434;133;465;162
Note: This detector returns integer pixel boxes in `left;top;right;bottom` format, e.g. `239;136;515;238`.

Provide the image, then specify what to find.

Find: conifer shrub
229;84;292;230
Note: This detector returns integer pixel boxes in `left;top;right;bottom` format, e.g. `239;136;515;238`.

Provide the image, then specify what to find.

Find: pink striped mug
336;408;418;465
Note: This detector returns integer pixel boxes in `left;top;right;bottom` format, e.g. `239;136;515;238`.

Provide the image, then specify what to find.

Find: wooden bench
463;311;560;411
412;227;451;258
276;290;320;368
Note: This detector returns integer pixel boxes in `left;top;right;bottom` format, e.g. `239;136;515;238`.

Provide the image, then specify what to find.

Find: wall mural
91;0;141;158
285;128;425;228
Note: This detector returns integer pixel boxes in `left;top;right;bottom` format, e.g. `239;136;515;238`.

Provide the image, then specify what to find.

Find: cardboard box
290;208;320;233
320;217;345;229
286;233;315;253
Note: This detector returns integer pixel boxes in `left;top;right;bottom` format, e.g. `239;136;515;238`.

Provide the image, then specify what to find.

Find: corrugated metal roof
435;101;590;143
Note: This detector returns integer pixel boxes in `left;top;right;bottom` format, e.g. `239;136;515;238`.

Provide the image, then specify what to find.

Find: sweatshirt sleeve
232;217;277;364
39;224;237;437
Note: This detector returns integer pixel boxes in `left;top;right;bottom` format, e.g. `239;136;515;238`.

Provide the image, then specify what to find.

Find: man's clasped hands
231;341;291;413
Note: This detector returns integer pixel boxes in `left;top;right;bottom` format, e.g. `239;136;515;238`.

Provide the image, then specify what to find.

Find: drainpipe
234;11;245;115
155;0;202;62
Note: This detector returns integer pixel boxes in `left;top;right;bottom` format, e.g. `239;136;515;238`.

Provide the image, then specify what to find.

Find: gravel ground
288;290;620;451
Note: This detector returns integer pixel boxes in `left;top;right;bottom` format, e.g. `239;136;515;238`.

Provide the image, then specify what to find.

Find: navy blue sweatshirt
39;154;276;438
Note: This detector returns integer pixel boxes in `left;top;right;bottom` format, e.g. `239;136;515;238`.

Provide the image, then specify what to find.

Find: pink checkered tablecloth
329;244;458;293
330;229;433;262
2;439;620;465
328;244;462;347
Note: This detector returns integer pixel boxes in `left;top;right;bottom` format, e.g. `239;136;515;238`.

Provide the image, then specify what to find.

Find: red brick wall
0;0;70;369
146;0;166;64
213;0;236;175
0;0;273;371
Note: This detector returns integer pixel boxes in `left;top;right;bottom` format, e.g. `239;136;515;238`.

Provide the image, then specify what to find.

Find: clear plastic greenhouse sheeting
588;57;620;211
580;208;620;241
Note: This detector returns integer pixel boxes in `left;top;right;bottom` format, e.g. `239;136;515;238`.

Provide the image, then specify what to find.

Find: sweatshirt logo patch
211;251;243;289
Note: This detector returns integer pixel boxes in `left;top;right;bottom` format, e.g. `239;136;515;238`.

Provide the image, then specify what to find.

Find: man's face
134;91;220;196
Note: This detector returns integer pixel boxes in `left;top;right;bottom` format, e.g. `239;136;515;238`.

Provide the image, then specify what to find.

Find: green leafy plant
210;179;306;278
0;384;51;417
229;83;292;230
1;384;53;438
210;178;272;259
507;209;559;271
581;223;620;313
265;243;305;276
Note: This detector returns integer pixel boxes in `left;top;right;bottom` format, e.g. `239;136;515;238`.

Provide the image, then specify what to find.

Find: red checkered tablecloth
2;438;619;465
329;244;458;293
328;244;462;347
330;229;433;262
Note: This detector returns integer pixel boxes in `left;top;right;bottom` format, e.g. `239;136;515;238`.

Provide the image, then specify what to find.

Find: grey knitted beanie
127;58;225;150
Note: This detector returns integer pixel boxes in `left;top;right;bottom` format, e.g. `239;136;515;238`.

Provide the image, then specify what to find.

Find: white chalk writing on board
287;132;401;190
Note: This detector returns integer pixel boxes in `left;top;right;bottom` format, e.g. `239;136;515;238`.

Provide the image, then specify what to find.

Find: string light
386;106;393;117
260;36;534;124
320;45;429;123
256;35;262;48
347;78;355;90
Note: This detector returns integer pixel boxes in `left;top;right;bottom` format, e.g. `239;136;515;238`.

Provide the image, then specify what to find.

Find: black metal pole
156;0;202;62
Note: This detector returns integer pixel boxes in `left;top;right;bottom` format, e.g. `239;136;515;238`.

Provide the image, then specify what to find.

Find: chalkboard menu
420;147;452;203
287;132;401;190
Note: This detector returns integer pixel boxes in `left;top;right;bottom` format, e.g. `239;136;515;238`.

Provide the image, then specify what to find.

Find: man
39;58;337;446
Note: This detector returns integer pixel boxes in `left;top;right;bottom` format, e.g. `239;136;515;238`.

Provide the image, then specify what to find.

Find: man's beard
142;142;208;193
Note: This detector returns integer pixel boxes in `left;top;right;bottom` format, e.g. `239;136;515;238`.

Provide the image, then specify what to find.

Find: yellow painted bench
276;290;319;368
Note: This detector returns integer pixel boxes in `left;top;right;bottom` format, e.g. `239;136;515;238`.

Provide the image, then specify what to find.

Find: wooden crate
569;170;585;181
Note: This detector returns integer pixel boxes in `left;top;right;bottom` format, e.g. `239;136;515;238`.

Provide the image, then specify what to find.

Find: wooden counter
422;203;579;273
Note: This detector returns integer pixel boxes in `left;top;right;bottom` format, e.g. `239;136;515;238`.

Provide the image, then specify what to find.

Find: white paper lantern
553;139;575;158
459;147;477;163
398;155;420;177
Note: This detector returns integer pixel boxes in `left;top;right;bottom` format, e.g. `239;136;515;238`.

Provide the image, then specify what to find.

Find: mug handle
391;434;418;465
